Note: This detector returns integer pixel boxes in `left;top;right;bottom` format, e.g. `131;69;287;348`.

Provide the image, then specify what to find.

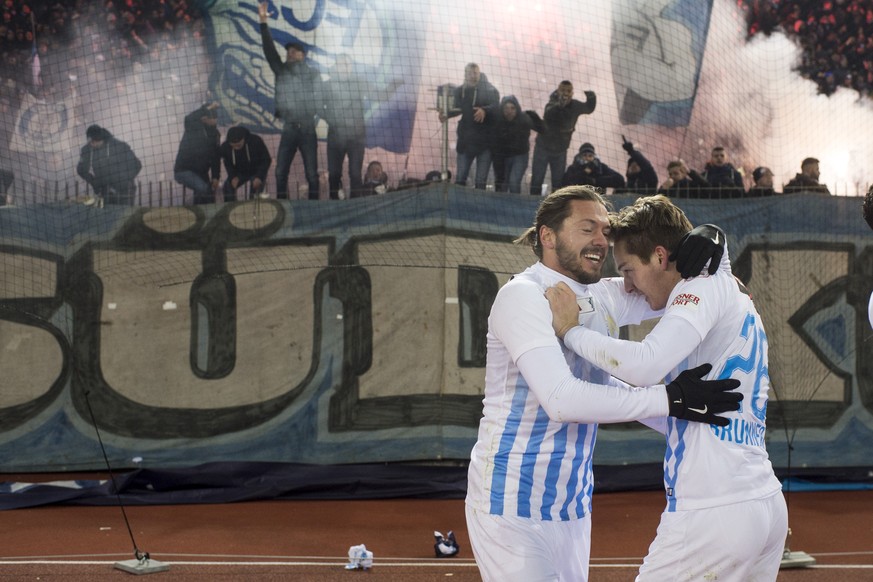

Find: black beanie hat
86;124;110;141
227;126;248;143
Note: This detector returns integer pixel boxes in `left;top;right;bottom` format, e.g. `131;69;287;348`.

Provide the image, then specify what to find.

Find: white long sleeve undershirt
562;313;703;387
515;346;669;424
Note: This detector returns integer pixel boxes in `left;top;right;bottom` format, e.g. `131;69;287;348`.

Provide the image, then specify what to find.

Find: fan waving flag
201;0;424;153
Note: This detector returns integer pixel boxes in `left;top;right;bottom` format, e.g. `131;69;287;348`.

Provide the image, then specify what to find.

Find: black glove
668;224;726;278
621;140;635;154
666;363;742;427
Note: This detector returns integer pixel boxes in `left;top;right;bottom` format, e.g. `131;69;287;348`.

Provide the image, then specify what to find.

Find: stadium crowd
0;0;204;100
0;2;861;204
741;0;873;97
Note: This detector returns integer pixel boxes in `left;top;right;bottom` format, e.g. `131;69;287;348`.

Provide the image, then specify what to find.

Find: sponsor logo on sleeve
671;293;701;309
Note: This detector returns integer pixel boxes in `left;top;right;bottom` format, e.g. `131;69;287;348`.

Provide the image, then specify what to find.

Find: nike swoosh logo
688;405;708;414
713;231;720;245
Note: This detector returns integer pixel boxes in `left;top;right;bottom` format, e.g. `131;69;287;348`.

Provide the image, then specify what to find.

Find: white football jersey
466;262;655;521
564;270;783;511
659;273;782;510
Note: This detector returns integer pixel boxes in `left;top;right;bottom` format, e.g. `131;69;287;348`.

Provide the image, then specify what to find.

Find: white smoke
688;0;873;194
4;0;871;201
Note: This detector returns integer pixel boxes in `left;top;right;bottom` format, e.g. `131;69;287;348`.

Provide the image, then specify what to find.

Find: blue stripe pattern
574;424;596;518
539;421;569;520
488;377;530;515
517;406;551;518
664;418;689;512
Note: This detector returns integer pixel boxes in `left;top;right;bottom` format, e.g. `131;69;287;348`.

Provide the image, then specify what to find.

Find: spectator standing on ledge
784;157;831;195
439;63;500;190
174;102;221;205
322;54;368;200
747;166;777;197
259;1;322;200
220;126;272;201
490;95;534;194
527;80;596;195
322;55;399;199
76;124;142;205
701;146;744;198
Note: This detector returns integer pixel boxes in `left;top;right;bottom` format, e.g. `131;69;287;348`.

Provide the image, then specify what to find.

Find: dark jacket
659;170;710;199
562;156;626;189
783;173;831;195
447;73;500;154
260;24;321;127
491;95;534;157
322;71;369;141
701;163;745;198
173;104;221;182
618;148;659;194
219;129;272;183
531;90;596;154
76;127;141;192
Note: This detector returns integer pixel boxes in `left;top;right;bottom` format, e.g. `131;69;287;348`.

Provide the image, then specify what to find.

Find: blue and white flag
611;0;713;126
200;0;425;153
10;91;76;154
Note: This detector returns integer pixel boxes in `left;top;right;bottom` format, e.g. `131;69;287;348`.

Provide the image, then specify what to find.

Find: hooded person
219;125;272;200
174;102;221;205
76;124;142;205
561;142;625;190
490;94;534;194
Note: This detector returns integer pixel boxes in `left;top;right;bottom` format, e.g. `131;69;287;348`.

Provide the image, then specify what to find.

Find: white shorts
636;491;788;582
465;504;592;582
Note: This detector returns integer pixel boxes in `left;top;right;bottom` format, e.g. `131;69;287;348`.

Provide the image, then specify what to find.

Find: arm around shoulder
516;346;669;423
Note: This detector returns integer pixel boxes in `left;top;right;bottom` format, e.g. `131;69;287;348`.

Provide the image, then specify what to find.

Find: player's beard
555;238;604;284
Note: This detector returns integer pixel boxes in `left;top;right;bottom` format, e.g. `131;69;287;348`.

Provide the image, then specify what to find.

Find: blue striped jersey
466;262;654;521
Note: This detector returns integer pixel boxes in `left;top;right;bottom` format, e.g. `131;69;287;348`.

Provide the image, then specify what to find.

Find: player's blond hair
515;185;610;259
609;195;692;263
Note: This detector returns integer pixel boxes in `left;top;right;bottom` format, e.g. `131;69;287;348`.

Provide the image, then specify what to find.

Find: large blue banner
0;189;871;475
